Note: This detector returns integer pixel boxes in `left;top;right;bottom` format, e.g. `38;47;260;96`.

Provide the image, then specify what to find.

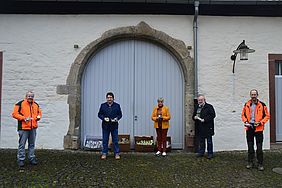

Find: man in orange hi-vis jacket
12;91;42;167
242;89;270;171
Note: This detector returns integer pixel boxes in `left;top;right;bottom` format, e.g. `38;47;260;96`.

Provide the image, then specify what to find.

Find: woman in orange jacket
151;97;171;156
12;91;42;167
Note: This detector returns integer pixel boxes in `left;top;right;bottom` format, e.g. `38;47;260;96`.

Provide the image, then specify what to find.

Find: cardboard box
83;136;103;151
134;136;154;152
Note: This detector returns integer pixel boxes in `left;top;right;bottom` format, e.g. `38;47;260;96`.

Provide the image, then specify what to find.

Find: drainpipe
193;1;199;99
187;0;199;152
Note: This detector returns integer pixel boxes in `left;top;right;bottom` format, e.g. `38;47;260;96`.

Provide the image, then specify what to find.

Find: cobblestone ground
0;149;282;187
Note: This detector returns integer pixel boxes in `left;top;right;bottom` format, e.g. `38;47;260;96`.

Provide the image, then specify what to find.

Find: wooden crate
118;134;130;152
154;136;172;152
111;134;130;152
134;136;154;152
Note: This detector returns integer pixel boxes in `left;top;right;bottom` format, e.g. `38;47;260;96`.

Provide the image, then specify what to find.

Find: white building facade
0;0;281;151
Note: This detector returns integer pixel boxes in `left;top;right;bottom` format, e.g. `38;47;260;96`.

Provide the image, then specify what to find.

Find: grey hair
197;94;205;98
26;90;34;96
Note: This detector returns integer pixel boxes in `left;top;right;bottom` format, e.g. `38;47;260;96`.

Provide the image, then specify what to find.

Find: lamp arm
232;56;236;74
231;41;244;74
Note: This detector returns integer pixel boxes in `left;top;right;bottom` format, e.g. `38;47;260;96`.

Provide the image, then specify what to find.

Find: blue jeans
17;129;36;162
102;126;119;155
198;136;213;155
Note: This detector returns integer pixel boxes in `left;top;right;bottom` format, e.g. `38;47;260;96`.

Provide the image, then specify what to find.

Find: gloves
104;117;110;122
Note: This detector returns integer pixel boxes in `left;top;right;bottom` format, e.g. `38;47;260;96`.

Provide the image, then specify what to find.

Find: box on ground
134;136;154;152
111;134;130;152
83;136;103;151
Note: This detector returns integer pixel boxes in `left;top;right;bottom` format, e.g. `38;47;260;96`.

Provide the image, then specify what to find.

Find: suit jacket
192;103;216;138
98;102;122;130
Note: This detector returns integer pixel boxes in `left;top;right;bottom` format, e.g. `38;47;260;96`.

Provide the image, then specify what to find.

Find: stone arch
57;21;195;150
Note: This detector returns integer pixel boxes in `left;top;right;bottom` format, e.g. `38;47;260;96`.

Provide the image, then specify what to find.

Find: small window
275;60;282;75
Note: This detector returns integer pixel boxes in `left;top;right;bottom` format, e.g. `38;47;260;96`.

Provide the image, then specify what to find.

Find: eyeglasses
27;95;34;99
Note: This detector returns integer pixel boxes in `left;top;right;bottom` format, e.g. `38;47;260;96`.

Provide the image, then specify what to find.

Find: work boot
258;164;264;171
101;154;107;160
196;153;204;158
207;154;213;159
18;161;25;167
246;162;253;169
115;154;121;160
30;159;38;165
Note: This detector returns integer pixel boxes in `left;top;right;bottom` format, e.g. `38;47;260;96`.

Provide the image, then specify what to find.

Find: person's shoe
18;161;25;167
258;164;264;171
29;159;38;165
155;151;161;156
101;154;107;160
207;154;213;159
115;154;121;160
196;153;204;158
162;152;167;157
246;163;253;169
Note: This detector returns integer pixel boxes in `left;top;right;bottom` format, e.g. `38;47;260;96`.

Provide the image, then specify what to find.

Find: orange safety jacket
12;99;42;131
241;99;270;132
151;105;171;129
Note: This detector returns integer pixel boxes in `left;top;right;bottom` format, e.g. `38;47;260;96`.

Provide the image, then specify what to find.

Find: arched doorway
57;22;194;150
81;39;184;149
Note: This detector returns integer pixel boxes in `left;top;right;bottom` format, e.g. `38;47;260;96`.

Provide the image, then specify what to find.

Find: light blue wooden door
134;40;184;148
81;40;184;149
81;41;135;147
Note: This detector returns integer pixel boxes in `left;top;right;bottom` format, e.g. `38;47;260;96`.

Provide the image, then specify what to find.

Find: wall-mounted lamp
230;40;255;73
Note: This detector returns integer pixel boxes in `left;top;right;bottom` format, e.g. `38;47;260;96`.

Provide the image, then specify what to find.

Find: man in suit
193;94;216;159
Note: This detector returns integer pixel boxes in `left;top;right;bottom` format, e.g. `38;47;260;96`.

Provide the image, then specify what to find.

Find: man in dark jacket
98;92;122;160
193;94;216;159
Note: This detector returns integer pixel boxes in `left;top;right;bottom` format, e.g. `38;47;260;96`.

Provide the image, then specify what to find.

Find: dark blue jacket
98;102;122;129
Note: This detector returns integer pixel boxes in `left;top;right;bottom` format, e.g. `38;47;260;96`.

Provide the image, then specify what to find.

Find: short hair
157;97;164;102
106;92;114;99
26;91;34;97
250;89;259;95
197;94;205;98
